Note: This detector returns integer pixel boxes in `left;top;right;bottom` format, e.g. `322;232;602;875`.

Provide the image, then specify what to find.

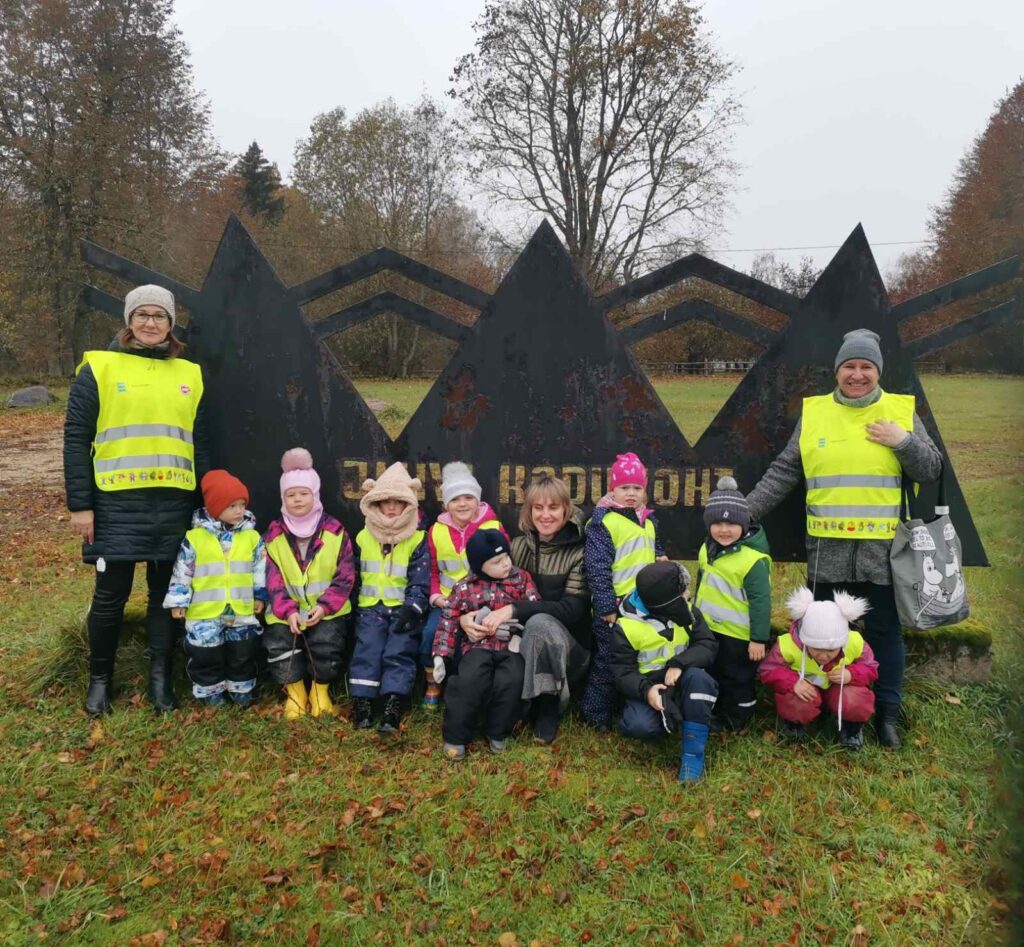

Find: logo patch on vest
116;381;127;393
817;437;827;447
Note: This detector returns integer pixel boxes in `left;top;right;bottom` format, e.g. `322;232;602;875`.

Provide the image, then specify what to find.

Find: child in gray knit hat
692;476;773;732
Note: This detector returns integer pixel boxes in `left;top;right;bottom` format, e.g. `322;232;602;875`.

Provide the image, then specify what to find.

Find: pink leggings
775;684;875;725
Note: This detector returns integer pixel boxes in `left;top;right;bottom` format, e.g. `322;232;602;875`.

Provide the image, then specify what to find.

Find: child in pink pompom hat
262;448;355;721
581;452;668;730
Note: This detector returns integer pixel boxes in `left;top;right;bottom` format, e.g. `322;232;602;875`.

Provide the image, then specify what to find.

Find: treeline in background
1;1;1020;378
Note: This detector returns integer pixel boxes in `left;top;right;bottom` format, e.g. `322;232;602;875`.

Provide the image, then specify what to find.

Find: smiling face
530;491;570;541
447;493;480;527
612;483;644;508
284;487;315;518
709;521;743;546
218;498;247;527
836;359;879;399
129;305;172;346
481;552;512;580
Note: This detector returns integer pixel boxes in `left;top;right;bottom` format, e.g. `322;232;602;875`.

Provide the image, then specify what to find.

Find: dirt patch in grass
0;409;65;491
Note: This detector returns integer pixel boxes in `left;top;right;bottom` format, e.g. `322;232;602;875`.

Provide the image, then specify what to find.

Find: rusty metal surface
81;216;1019;564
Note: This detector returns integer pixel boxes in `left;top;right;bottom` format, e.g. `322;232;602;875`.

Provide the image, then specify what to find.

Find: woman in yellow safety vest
64;285;208;717
746;329;941;748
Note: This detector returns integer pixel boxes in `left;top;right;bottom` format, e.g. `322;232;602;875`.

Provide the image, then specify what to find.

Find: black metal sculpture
81;217;1019;564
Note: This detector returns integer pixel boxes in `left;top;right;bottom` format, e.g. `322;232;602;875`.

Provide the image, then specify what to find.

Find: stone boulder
6;385;55;408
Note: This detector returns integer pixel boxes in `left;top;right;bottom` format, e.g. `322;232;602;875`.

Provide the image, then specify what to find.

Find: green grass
1;374;1021;945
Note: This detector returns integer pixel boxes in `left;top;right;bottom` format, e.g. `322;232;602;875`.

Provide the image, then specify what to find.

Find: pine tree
234;142;285;224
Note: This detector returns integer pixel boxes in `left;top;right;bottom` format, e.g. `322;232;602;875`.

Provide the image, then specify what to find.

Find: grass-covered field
0;374;1021;945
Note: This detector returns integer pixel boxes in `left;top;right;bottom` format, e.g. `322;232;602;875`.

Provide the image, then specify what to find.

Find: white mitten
508;635;522;654
432;654;447;684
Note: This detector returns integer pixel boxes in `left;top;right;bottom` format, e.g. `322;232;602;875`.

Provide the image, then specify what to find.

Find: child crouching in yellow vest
264;448;355;720
164;470;266;707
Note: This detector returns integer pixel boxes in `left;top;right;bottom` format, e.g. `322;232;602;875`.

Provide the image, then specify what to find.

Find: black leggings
87;560;177;672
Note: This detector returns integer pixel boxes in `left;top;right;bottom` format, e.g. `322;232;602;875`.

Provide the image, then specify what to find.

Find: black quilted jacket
63;343;210;563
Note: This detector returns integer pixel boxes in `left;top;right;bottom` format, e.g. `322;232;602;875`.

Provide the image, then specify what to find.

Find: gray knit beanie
441;461;482;505
704;475;751;531
834;329;882;374
124;284;176;328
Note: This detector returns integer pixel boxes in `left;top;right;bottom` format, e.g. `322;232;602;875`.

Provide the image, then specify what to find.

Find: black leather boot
839;720;864;751
874;701;902;749
148;651;179;713
85;656;114;717
378;694;402;734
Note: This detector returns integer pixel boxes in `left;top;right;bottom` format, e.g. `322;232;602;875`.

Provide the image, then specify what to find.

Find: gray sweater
746;388;942;585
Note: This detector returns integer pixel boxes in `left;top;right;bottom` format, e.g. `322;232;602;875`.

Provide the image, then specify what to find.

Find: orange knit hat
201;469;249;519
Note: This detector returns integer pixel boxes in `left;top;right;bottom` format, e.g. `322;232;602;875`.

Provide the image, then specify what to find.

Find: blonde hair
519;474;577;533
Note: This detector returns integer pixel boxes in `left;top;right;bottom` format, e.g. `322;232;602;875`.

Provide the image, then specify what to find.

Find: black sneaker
378;694;402;734
353;697;374;729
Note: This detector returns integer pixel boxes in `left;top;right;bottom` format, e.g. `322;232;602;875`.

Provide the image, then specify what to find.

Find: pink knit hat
610;452;647;489
280;447;323;539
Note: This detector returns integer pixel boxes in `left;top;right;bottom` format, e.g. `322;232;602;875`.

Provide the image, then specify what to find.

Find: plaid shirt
432;567;540;658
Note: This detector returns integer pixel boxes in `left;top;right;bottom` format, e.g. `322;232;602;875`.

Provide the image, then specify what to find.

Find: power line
707;239;936;254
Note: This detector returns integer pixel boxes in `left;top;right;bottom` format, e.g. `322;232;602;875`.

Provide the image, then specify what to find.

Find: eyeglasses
131;312;170;325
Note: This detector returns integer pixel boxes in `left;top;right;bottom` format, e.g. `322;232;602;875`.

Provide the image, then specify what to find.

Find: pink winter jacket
758;622;879;693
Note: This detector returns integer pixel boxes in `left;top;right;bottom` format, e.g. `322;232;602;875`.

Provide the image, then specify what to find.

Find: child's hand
646;684;666;711
793;678;817;702
748;642;766;662
663;667;682;687
170;607;186;619
828;666;852;685
656;555;669;562
459;613;490;642
305;605;325;626
601;613;617;625
287;612;304;635
253;601;264;615
430;594;445;609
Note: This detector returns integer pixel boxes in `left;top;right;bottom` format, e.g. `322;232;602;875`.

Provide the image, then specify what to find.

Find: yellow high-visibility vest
78;350;203;492
601;511;657;598
800;390;915;539
265;529;352;623
618;613;690;674
356;529;425;607
184;527;259;620
777;631;865;689
430;519;502;597
695;543;771;641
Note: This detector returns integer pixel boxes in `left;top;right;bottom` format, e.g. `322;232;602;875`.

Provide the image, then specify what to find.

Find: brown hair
518;474;577;534
117;326;186;357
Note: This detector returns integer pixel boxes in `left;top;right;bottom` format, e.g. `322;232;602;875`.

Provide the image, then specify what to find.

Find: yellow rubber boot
309;682;337;718
284;681;308;720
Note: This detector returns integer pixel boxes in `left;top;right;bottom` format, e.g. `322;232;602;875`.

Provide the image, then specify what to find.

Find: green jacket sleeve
742;559;772;643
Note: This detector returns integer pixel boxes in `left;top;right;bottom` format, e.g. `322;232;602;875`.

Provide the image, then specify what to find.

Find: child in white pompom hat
759;587;879;749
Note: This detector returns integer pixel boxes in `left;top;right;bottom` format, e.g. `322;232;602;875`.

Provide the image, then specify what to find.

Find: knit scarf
363;500;418;546
833;385;882;408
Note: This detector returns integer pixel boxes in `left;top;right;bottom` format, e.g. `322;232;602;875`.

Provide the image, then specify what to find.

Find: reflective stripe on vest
78;351;203;492
357;529;425;607
601;511;657;597
694;542;771;641
185;527;259;620
265;529;352;623
618;613;690;675
777;631;865;689
799;390;915;539
431;519;502;596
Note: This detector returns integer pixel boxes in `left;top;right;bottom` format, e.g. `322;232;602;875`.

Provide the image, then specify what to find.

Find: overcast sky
172;0;1023;281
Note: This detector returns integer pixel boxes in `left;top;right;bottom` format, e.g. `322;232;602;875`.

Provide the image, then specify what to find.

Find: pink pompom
281;447;314;472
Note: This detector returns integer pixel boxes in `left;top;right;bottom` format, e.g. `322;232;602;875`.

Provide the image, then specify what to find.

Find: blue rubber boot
679;721;710;783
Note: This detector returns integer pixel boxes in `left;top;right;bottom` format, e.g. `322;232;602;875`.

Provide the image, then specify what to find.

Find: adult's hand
458;612;491;643
866;420;908;448
70;510;94;544
480;604;514;632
